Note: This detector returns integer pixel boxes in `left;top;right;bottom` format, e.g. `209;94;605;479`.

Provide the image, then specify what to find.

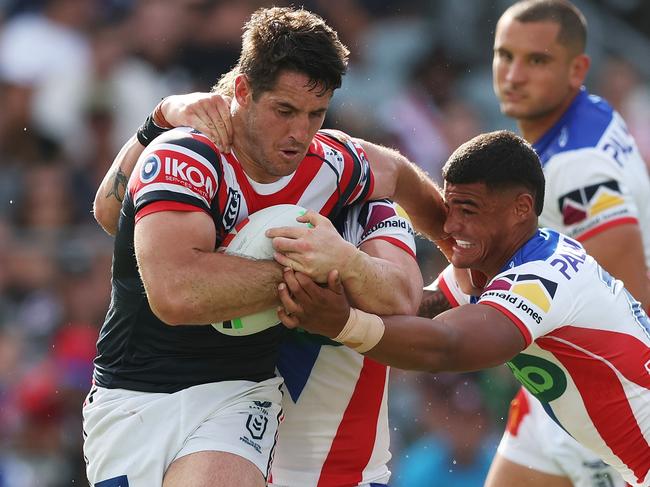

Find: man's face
237;71;331;183
443;181;519;276
492;16;580;122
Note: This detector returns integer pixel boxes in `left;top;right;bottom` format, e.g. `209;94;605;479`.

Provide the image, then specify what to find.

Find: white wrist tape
334;308;385;353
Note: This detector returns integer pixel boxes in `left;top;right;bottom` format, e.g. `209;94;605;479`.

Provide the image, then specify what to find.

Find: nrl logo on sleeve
558;179;626;226
484;274;558;324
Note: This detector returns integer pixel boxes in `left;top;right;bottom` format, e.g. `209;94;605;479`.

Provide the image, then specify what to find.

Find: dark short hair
504;0;587;54
216;7;349;99
442;131;545;215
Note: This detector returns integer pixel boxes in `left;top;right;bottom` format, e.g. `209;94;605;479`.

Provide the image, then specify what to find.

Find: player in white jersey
490;2;650;485
276;131;650;487
427;264;627;487
269;200;417;487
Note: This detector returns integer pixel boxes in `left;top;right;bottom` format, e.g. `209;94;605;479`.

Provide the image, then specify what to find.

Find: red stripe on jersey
317;138;369;216
190;131;220;154
362;236;416;259
222;152;323;212
134;200;205;223
543;326;650;392
437;275;460;308
537;329;650;483
317;358;387;487
481;302;533;346
505;388;531;436
575;217;639;242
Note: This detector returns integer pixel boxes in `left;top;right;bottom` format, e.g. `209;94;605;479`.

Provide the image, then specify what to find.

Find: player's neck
517;90;580;144
485;224;538;281
230;116;281;184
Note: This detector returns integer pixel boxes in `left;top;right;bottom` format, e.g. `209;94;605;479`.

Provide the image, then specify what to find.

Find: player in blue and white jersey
277;131;650;487
489;2;650;485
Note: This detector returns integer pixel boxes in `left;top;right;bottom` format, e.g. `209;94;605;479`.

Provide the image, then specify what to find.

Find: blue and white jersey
435;229;650;487
271;200;416;487
534;88;650;267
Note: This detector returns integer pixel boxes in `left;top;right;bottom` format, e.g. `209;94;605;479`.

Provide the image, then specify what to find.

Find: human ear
514;193;534;220
569;54;590;90
234;74;252;107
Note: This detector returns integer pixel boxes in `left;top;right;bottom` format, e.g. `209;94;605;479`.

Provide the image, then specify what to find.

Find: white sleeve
477;261;574;345
424;264;472;308
352;200;417;257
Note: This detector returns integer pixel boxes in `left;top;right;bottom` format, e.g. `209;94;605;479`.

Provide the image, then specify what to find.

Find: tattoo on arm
418;287;452;319
105;167;128;203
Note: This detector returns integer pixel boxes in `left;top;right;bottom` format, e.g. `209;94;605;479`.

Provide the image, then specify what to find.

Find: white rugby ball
212;204;309;336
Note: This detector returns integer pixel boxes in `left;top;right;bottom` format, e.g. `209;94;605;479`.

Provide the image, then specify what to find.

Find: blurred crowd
0;0;648;485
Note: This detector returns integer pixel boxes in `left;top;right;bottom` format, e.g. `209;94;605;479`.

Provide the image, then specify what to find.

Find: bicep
134;210;216;289
581;222;650;307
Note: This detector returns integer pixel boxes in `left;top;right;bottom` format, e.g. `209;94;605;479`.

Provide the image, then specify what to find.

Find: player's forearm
363;315;458;372
143;252;284;325
93;135;144;235
418;287;453;318
342;251;422;315
360;140;447;241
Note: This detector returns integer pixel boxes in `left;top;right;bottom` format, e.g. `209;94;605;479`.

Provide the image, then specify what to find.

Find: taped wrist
136;99;173;146
334;308;385;353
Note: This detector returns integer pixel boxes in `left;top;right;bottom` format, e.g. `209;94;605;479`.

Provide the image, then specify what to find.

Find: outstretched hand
267;210;358;283
160;92;233;153
277;268;351;338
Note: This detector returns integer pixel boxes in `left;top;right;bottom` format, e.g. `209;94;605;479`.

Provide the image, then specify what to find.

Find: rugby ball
212;204;309;336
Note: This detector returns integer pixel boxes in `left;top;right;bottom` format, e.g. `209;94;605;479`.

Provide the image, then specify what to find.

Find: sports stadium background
0;0;648;485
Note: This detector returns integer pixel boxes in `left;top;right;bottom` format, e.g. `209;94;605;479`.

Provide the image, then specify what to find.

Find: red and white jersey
132;127;373;239
498;388;626;487
94;127;374;393
270;200;417;487
535;89;650;268
435;229;650;487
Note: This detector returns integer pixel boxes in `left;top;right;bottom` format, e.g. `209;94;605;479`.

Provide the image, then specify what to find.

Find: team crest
223;188;241;231
558;179;626;226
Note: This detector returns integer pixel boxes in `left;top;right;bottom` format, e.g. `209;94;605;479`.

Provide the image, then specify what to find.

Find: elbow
93;199;118;236
147;287;195;326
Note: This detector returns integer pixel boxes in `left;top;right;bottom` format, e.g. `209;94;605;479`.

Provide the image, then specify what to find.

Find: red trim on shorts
317;358;387;486
135;201;205;223
575;217;638;242
505;388;531;436
480;301;533;346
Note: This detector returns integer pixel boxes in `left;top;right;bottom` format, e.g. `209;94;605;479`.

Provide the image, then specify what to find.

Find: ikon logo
163;156;217;199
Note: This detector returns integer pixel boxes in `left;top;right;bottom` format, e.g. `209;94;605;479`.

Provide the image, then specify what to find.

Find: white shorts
83;377;283;486
498;388;626;487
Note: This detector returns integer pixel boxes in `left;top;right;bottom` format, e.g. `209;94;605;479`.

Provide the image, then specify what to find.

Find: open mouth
455;239;476;251
279;149;301;160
